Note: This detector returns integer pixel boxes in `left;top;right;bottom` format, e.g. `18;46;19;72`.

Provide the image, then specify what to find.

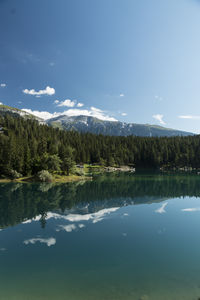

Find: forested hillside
0;113;200;177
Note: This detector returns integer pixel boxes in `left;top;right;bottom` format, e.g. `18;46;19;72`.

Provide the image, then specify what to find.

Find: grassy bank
0;174;92;183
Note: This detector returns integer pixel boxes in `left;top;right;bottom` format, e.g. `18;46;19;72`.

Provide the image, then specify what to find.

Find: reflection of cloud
23;215;41;224
57;224;76;232
24;237;56;247
0;248;6;251
123;213;129;216
56;223;85;232
78;224;85;228
182;207;200;212
65;207;119;223
155;202;168;214
22;208;119;225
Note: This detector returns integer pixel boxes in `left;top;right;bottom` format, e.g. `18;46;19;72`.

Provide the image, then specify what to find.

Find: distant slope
0;105;44;122
46;115;194;137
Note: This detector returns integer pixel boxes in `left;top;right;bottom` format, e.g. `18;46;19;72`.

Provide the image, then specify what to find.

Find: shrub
8;169;22;180
75;168;85;176
37;170;53;182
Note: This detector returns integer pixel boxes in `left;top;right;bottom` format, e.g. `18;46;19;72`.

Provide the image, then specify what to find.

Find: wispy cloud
22;106;117;121
120;93;125;97
153;114;166;125
155;202;168;214
154;95;163;101
0;83;6;87
23;237;56;247
121;112;127;116
178;115;200;120
23;86;55;96
57;99;75;107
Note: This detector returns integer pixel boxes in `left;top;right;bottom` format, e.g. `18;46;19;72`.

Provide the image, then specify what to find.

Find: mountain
0;105;194;137
46;115;194;137
0;105;44;123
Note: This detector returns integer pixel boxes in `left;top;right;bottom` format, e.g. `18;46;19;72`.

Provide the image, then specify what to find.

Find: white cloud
0;102;3;105
54;100;59;104
120;93;124;97
22;106;117;121
57;99;75;107
155;202;168;214
178;115;200;120
23;86;55;96
77;102;84;107
0;83;6;87
121;113;127;116
23;237;56;247
22;108;58;120
182;207;200;212
153;114;166;125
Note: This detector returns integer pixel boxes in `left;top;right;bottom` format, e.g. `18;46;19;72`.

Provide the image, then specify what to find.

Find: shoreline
0;174;93;184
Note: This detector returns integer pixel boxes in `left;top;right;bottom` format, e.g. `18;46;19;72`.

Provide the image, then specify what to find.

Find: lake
1;173;200;300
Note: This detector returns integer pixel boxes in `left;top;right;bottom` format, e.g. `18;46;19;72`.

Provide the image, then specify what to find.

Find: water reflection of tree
1;174;200;228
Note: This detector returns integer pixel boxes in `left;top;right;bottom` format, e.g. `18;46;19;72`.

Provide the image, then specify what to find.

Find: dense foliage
0;113;200;176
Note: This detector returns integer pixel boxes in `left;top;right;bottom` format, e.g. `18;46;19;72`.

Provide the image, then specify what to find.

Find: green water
1;173;200;299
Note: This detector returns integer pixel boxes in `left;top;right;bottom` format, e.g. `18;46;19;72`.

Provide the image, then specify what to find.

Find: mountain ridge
0;105;195;137
46;114;194;137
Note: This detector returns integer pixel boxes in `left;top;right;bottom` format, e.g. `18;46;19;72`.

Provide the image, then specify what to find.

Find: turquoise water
1;174;200;299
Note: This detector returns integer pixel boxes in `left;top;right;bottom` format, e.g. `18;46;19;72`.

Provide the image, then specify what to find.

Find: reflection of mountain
1;173;200;228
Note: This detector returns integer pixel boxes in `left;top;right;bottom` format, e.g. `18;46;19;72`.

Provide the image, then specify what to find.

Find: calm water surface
1;173;200;300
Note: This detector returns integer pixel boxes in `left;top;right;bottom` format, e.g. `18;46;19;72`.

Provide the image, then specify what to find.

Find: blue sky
1;0;200;132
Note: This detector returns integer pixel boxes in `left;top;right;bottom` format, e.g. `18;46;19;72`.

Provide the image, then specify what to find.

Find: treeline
0;113;200;176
